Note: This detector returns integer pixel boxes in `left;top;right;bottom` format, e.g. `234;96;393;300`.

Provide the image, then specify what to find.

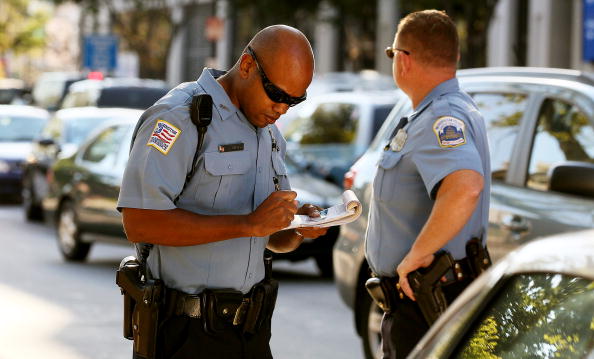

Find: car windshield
64;116;114;145
452;273;594;359
97;87;169;109
0;115;47;142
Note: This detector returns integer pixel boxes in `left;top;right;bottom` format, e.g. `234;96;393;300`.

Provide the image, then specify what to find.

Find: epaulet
431;96;454;118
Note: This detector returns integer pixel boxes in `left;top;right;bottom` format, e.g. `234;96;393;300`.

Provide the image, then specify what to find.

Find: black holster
193;254;278;336
116;256;163;359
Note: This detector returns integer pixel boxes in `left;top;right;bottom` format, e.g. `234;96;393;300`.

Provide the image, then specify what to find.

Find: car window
371;105;395;139
64;116;113;145
285;103;358;144
526;98;594;191
0;115;47;142
81;125;128;166
471;93;528;181
96;87;168;110
452;273;594;359
61;91;93;108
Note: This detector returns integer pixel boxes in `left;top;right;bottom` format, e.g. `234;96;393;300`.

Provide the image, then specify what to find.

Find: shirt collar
196;68;240;121
411;77;460;118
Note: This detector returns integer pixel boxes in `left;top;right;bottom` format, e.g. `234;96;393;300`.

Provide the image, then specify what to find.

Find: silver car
410;229;594;359
332;67;594;358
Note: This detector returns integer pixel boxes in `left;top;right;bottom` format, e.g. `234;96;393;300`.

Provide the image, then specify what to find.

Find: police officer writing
364;10;492;358
117;25;326;359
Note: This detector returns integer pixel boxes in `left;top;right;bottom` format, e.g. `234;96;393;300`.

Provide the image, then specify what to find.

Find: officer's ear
239;53;254;79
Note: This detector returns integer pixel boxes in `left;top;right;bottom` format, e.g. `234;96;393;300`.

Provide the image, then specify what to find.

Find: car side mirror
548;161;594;199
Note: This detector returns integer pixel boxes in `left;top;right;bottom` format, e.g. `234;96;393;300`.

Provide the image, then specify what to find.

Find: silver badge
389;129;407;152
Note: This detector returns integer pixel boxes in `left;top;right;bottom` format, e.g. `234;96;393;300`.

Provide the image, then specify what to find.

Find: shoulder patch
432;116;466;148
146;119;181;155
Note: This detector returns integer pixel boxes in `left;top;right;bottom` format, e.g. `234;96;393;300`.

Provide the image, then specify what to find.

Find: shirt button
228;164;232;169
248;273;253;279
258;167;262;173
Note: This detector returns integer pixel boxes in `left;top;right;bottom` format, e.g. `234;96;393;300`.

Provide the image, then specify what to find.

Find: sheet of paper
285;190;362;229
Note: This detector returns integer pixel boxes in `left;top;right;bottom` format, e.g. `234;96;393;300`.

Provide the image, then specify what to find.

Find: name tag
218;143;244;152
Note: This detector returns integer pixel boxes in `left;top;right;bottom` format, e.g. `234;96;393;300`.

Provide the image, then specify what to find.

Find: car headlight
0;160;10;174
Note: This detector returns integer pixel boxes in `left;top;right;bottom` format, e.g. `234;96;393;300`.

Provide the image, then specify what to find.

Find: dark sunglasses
385;46;411;59
245;46;307;107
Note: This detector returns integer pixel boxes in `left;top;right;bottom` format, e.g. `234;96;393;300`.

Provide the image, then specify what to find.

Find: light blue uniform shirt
365;78;491;277
117;68;290;294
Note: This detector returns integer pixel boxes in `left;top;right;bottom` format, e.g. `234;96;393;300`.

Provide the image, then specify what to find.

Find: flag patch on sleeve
147;119;181;155
432;116;466;148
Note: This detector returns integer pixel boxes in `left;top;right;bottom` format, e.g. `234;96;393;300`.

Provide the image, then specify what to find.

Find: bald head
219;25;315;128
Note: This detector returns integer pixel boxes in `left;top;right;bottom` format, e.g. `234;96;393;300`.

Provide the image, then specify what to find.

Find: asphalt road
0;204;363;359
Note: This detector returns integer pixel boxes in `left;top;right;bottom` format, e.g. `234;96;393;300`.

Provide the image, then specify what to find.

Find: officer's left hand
296;204;328;239
396;251;434;301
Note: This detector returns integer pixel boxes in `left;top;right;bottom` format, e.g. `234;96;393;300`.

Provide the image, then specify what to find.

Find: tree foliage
52;0;182;79
0;0;48;57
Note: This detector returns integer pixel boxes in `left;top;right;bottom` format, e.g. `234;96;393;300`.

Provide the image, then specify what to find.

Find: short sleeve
411;114;484;199
117;107;198;210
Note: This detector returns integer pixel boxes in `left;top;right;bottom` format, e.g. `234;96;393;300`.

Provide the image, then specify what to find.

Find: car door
494;95;594;243
466;90;535;260
76;123;129;237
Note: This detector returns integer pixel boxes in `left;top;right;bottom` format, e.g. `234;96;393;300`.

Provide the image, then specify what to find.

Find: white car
409;229;594;359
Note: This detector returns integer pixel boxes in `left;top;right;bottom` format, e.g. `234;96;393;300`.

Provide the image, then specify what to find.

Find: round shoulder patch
432;116;466;148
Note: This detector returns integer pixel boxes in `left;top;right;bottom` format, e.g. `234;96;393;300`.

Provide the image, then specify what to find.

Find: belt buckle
182;295;201;318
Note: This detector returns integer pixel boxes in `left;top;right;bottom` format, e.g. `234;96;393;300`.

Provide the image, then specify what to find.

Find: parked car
0;105;49;201
0;78;30;105
32;71;84;111
409;229;594;359
275;70;396;134
283;90;399;186
44;116;343;275
21;107;143;220
332;67;594;358
59;78;170;110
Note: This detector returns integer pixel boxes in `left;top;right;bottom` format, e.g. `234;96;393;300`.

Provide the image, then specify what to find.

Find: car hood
0;142;33;161
290;172;343;207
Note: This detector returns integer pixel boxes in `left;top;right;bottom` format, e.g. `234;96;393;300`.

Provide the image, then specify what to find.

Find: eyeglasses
385;46;410;59
245;46;307;107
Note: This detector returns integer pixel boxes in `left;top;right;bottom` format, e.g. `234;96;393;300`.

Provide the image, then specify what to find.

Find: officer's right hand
247;190;298;237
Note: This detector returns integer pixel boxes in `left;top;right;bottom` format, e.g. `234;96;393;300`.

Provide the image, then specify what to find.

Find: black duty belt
164;288;250;326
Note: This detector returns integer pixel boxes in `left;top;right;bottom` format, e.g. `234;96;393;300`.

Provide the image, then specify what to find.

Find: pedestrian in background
364;10;492;358
118;24;327;358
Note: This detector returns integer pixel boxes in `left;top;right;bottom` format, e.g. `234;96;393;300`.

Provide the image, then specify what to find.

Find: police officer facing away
117;25;327;358
364;10;491;358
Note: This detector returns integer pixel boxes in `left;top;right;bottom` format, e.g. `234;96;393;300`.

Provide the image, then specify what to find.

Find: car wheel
22;178;43;221
359;292;384;359
57;200;91;261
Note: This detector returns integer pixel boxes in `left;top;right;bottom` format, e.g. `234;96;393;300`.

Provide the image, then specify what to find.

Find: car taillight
343;168;357;190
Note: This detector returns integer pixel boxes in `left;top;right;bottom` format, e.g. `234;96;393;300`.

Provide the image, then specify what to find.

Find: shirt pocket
271;151;289;190
373;150;403;201
201;150;252;211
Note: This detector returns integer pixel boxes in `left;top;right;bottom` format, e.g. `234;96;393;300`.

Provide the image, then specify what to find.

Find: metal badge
389;129;407;152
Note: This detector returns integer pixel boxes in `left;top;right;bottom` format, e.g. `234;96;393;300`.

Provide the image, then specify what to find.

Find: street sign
83;35;118;71
584;0;594;61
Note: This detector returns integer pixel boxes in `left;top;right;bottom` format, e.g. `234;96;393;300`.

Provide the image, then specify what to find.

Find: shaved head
218;24;315;128
247;25;315;96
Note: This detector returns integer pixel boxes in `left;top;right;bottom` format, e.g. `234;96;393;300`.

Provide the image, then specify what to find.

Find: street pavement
0;204;363;359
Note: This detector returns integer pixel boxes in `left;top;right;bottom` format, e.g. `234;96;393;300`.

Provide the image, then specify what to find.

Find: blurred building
488;0;594;72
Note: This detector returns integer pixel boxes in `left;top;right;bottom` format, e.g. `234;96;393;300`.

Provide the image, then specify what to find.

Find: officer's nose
273;102;290;115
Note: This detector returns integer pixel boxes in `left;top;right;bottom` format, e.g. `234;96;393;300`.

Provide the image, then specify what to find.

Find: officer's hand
248;190;298;237
396;252;434;301
296;204;328;239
